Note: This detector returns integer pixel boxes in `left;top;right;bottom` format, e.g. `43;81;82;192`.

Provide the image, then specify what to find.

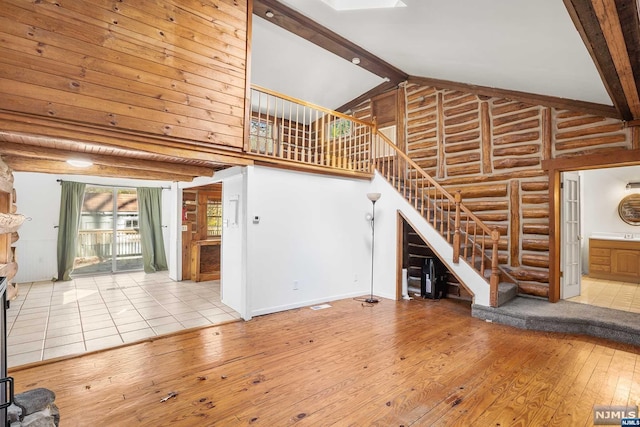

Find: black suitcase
421;256;446;299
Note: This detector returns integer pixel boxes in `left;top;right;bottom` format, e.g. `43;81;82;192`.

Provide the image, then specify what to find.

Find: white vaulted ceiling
251;0;613;110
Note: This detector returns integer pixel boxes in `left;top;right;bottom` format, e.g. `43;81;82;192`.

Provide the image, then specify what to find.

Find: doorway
73;186;143;275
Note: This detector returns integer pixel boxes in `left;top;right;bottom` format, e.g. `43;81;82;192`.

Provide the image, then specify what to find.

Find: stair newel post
453;191;461;264
490;228;500;307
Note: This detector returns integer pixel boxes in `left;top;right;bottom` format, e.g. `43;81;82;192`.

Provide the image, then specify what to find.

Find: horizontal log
522;238;549;251
556;110;585;119
522;208;549;219
522;224;549;235
553;145;633;159
444;131;480;144
475;213;509;222
491;102;539;117
447;163;481;176
493;144;540;157
445;121;479;136
492;109;540;127
493;119;540;136
554;134;627;151
557;115;606;129
521;254;550;268
407;140;437;151
493;131;540;146
462;201;509;211
521;194;549;204
443;93;477;108
446;153;481;165
555;122;624;140
438;170;545;186
0;213;25;234
0;262;17;280
518;281;549;297
493;157;540;169
520;181;549;191
444;141;480;153
505;267;549;283
444;112;479;127
447;183;508;199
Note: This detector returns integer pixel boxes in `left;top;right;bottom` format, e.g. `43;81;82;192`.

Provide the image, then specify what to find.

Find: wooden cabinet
589;238;640;283
190;239;221;282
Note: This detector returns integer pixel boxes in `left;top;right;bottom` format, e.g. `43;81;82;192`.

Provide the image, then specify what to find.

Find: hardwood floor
9;297;640;426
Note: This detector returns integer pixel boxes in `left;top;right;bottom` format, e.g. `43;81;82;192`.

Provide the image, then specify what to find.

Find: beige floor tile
85;335;124;352
121;328;156;343
9;273;238;368
43;342;86;359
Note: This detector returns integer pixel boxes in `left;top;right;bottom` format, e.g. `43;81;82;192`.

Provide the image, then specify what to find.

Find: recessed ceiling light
265;10;274;18
352;57;360;65
66;159;93;168
321;0;406;11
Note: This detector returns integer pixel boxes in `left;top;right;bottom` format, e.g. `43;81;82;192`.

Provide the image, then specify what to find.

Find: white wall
220;168;247;318
580;166;640;274
226;166;375;318
12;172;175;283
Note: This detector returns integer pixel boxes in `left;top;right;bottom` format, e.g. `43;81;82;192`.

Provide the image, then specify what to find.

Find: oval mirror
618;194;640;225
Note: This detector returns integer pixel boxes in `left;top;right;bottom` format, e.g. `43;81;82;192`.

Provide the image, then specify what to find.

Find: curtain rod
56;179;170;190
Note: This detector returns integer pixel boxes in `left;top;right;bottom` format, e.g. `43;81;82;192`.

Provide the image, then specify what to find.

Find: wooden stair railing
248;85;373;175
248;85;502;307
371;131;502;307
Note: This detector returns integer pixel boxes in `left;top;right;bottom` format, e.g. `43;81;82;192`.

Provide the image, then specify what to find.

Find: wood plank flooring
9;297;640;426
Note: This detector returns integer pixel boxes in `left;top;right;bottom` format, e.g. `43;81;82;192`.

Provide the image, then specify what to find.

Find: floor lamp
366;192;381;304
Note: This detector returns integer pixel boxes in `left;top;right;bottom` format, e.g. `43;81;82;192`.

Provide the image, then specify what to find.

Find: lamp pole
366;193;381;304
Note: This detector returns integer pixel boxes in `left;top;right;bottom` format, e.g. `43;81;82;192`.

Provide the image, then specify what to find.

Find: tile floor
7;271;240;368
567;275;640;313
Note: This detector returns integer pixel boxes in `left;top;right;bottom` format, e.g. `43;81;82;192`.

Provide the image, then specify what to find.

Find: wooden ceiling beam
563;0;639;121
0;141;215;178
253;0;408;85
2;156;196;181
337;80;399;113
408;75;621;119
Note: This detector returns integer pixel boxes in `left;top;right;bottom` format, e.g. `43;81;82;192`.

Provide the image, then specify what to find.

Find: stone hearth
8;388;59;427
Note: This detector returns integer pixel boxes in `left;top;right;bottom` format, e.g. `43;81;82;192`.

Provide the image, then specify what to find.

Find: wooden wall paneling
0;0;248;157
442;91;480;179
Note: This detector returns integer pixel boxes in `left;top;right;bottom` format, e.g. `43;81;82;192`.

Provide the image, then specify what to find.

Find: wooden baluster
453;191;461;263
490;228;501;307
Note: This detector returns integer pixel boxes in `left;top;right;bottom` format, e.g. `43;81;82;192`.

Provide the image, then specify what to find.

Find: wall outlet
293;280;299;290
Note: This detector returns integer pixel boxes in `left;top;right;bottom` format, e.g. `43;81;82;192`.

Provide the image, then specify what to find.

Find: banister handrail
374;131;497;239
251;85;374;127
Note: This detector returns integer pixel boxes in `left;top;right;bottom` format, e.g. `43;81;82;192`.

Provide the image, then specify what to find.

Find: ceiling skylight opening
321;0;407;12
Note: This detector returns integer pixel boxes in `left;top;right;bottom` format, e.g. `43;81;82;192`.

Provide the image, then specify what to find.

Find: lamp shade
367;192;381;202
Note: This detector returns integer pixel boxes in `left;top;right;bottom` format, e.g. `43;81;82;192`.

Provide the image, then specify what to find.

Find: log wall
0;0;247;153
381;83;632;297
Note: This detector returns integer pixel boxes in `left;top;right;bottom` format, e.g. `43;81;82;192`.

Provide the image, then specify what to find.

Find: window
327;118;352;139
249;119;277;154
206;199;222;237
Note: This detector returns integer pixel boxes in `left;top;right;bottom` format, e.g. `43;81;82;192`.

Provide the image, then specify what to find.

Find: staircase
246;85;518;307
371;132;518;307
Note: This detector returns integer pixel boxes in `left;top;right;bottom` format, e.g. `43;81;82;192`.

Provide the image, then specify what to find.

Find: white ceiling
251;0;613;110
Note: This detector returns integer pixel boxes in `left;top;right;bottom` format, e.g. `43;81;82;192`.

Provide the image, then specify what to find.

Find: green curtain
56;181;86;281
137;187;168;273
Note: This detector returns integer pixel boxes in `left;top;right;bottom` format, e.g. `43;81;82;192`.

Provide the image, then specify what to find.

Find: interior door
561;172;581;299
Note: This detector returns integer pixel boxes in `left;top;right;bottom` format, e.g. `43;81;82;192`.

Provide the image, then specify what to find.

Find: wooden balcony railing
248;86;372;174
76;229;141;259
248;86;502;306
